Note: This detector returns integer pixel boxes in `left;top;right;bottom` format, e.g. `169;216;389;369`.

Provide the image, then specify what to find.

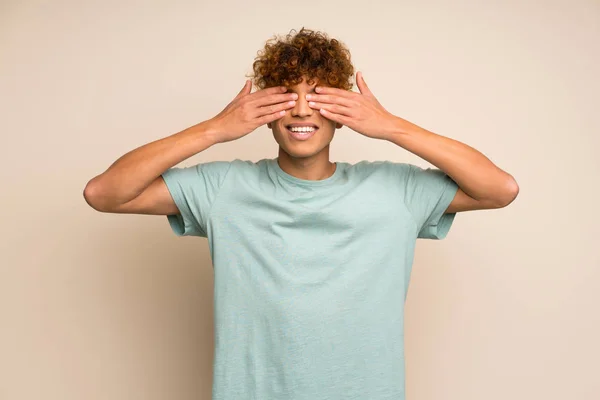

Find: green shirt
162;157;459;400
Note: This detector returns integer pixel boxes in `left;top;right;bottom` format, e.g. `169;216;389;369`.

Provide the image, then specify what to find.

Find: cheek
322;119;337;134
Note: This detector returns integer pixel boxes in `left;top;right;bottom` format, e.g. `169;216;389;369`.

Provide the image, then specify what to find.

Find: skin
303;71;520;212
83;71;519;217
266;77;343;181
83;83;298;215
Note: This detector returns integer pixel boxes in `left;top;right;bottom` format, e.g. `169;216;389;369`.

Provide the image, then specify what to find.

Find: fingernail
305;94;312;100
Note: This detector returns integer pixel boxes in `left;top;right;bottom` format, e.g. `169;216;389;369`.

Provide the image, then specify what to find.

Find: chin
274;131;334;159
281;146;325;159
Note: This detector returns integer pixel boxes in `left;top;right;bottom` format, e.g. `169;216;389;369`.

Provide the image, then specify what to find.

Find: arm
385;119;519;213
304;71;519;213
83;121;219;214
83;82;297;215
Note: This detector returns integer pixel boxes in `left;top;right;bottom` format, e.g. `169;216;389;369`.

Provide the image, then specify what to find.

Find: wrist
381;116;409;142
189;119;222;146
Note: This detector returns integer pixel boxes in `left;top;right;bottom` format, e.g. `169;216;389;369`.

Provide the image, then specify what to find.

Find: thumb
356;71;373;97
235;80;252;99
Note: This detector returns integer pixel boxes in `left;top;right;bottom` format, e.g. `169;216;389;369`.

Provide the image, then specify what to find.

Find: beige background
1;0;599;399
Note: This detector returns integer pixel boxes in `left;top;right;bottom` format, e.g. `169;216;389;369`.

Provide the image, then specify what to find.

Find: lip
285;125;319;141
286;123;319;128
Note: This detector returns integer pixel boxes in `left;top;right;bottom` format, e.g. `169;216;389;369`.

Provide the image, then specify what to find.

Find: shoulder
352;160;448;181
228;158;269;175
344;159;412;179
181;158;264;176
208;158;272;186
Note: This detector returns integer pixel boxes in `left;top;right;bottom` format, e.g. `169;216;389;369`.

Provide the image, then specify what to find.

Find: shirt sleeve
400;163;460;240
161;161;232;237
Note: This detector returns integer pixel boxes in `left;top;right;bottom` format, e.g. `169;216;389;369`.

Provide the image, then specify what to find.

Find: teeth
289;127;316;133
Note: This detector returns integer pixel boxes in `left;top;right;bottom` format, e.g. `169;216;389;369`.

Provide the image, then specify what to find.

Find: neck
276;147;336;181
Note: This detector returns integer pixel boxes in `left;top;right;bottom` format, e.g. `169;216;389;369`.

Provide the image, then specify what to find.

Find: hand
208;81;298;144
306;71;400;140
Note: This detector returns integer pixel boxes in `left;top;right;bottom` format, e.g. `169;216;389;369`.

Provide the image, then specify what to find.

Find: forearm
387;117;518;206
85;119;219;207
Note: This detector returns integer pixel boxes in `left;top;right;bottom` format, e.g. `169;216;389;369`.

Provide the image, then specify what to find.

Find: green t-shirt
162;157;459;400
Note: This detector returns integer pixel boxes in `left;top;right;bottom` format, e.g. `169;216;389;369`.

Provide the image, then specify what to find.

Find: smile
285;125;319;141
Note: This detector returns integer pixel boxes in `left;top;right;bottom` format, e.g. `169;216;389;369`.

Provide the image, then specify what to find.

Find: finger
306;94;354;108
234;80;252;100
252;92;298;108
308;101;352;117
356;71;373;96
313;85;353;99
254;99;296;118
251;85;289;101
256;109;287;126
319;108;351;125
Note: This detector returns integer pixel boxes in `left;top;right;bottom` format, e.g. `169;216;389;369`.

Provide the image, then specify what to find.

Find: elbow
83;178;110;212
494;174;520;208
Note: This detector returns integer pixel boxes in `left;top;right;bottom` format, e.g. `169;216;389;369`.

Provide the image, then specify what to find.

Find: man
84;28;518;400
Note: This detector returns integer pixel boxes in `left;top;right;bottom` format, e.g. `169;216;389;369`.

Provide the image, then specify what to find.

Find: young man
84;28;518;400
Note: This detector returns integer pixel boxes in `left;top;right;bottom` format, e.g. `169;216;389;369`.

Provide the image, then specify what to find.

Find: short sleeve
401;163;459;240
161;161;232;237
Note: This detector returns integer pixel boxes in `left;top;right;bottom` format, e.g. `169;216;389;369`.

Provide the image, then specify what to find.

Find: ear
336;122;343;129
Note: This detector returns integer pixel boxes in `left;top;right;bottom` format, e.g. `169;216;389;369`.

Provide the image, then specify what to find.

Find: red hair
248;27;355;91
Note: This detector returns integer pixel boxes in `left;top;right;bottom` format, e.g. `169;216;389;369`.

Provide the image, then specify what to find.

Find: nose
290;93;313;118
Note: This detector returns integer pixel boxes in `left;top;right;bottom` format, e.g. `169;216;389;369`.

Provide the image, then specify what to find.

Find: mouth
285;124;319;141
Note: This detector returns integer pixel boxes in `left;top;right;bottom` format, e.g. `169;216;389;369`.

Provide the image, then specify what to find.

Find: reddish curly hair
248;27;355;91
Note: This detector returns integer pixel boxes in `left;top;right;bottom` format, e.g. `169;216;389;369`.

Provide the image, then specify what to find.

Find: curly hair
247;27;355;91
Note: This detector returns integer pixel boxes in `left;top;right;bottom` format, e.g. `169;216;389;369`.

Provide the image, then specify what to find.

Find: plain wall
1;0;599;399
